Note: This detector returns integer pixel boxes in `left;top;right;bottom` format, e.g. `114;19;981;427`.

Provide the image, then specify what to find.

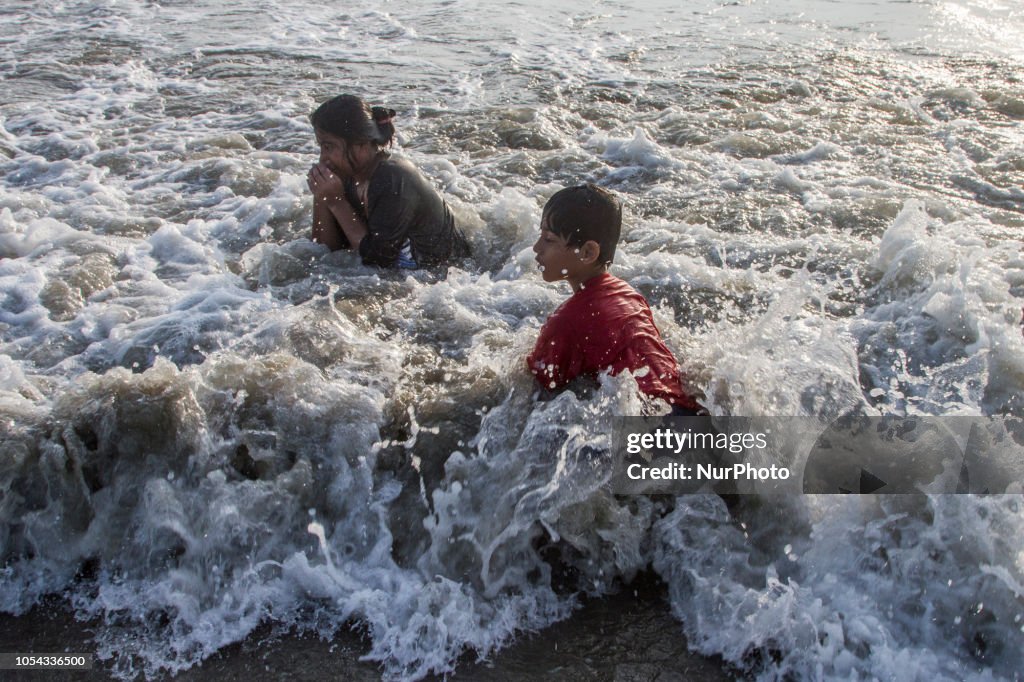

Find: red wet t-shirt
526;273;699;409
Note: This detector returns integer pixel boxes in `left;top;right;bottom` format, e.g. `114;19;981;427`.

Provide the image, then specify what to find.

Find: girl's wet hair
310;94;396;147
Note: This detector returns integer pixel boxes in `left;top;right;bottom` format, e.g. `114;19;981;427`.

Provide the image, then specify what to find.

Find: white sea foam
1;0;1022;679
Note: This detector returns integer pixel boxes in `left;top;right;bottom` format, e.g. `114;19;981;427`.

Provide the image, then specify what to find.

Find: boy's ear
578;240;602;264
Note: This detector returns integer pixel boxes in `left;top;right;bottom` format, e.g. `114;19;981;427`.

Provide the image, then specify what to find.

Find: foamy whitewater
1;0;1023;679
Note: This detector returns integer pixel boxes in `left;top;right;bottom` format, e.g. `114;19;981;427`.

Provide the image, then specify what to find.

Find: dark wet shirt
343;157;470;268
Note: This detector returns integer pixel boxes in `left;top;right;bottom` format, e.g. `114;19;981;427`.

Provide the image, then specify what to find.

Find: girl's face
315;129;352;178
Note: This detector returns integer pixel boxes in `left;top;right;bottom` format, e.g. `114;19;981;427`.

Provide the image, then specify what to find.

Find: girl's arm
323;196;368;251
311;195;348;250
308;163;365;250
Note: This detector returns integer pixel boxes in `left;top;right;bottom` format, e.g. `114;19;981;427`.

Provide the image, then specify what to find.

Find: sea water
1;0;1022;679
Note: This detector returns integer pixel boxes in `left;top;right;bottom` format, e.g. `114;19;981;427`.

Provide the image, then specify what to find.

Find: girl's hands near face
307;162;347;204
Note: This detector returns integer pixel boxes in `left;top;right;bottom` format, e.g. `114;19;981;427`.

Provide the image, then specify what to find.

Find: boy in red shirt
527;184;703;414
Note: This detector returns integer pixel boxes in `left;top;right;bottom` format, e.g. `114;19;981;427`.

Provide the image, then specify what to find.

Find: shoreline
0;577;733;681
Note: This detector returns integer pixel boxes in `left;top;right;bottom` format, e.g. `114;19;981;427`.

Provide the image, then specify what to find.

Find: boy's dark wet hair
310;94;396;147
542;184;622;264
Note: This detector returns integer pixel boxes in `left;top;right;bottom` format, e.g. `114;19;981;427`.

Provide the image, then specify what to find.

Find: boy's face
533;216;584;284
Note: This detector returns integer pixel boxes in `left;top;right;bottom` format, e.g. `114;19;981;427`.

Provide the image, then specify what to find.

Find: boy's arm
526;313;583;390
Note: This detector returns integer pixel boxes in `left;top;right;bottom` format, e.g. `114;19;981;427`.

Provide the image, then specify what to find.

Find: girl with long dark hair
307;94;470;268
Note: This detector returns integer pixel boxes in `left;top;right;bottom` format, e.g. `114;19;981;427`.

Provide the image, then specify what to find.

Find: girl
307;94;470;268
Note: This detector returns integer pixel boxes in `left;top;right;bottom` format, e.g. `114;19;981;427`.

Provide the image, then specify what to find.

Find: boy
527;184;703;414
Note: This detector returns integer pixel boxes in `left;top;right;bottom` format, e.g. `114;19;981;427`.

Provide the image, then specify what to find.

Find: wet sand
0;577;733;681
